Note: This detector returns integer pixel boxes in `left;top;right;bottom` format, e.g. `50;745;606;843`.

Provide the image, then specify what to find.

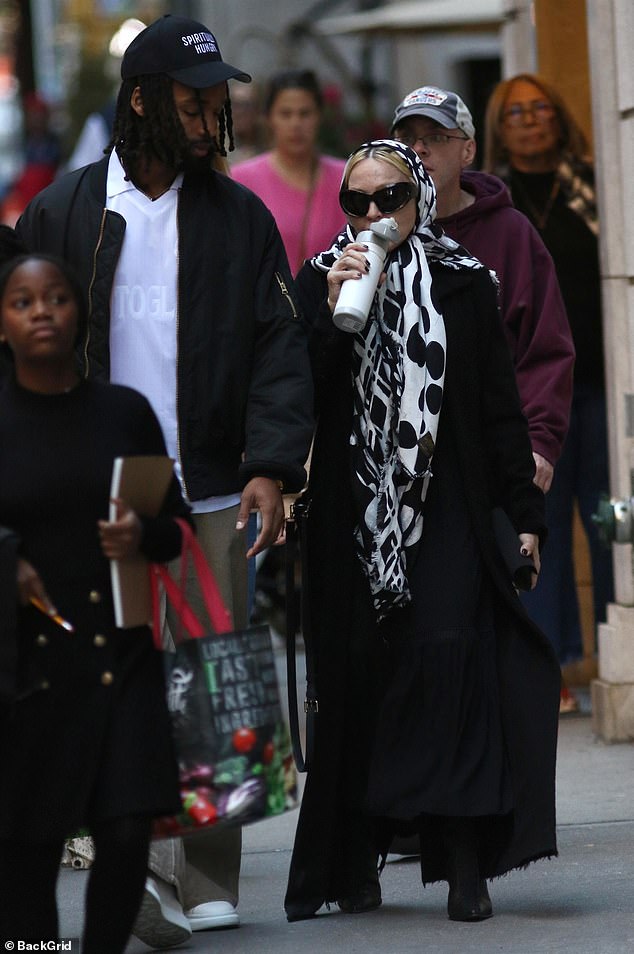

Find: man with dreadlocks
16;13;313;951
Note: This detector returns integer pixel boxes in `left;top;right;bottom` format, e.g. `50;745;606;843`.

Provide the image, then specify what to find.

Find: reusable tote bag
152;519;297;838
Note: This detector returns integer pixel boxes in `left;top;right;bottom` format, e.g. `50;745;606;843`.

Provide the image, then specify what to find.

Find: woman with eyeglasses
484;75;612;714
284;139;560;925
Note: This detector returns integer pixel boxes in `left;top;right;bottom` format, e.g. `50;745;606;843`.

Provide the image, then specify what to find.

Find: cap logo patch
404;87;448;108
181;32;218;55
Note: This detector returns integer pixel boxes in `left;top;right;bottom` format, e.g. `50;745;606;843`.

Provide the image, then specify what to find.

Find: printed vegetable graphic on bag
151;521;297;838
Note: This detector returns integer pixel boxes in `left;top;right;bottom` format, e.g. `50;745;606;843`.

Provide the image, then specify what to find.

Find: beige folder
109;455;175;628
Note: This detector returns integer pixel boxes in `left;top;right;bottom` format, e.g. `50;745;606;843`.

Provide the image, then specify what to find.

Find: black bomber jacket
16;156;314;499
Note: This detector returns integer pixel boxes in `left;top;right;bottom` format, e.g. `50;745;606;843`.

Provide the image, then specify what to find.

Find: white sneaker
133;875;192;949
185;900;240;930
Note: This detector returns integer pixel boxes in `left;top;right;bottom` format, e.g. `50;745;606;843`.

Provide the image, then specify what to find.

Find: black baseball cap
121;14;251;88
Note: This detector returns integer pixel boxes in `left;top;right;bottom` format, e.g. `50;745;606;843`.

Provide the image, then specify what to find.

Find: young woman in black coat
284;141;560;924
0;253;190;952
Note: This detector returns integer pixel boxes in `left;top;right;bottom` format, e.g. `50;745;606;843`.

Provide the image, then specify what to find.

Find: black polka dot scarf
311;139;485;618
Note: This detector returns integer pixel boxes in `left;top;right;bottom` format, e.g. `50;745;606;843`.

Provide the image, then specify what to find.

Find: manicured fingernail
236;520;245;530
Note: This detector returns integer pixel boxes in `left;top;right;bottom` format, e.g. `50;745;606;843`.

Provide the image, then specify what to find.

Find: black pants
0;814;152;954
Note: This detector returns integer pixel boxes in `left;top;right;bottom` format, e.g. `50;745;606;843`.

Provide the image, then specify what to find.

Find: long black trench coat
285;262;561;920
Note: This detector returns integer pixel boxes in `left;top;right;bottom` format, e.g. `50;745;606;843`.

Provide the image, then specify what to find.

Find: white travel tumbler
332;217;401;333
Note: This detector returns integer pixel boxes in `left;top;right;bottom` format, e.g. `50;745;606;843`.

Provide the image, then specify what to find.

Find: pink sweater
232;152;346;274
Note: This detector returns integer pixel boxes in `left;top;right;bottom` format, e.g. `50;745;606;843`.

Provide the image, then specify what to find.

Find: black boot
336;815;382;914
337;882;382;914
444;818;493;922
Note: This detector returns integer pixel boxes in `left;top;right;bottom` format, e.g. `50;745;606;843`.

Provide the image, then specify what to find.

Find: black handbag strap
285;497;318;773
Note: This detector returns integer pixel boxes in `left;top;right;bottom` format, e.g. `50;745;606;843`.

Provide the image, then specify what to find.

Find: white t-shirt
106;151;240;513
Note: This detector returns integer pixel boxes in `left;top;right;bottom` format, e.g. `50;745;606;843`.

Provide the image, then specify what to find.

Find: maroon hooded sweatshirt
438;170;574;467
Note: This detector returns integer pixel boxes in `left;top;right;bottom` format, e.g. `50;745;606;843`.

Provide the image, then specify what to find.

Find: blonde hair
342;144;416;191
483;73;590;172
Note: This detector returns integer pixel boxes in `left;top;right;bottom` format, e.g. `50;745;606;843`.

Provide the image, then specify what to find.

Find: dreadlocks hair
221;95;235;156
109;75;236;177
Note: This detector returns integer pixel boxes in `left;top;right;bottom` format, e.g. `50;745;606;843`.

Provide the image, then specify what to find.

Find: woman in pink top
232;70;346;274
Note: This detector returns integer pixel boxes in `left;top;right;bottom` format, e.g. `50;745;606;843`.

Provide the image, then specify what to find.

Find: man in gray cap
391;85;574;494
17;13;313;950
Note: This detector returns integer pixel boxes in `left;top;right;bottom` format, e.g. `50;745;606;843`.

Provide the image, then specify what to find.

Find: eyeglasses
394;132;468;149
502;100;555;126
339;182;416;217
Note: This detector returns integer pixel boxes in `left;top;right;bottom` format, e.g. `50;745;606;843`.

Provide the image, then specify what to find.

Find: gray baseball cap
391;86;475;139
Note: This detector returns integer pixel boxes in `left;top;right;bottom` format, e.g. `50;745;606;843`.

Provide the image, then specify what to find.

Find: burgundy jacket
438;170;574;466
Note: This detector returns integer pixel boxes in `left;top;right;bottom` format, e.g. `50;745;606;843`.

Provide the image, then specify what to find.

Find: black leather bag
491;507;536;591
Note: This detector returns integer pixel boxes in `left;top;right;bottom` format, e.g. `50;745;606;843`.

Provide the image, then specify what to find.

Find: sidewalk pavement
56;651;634;954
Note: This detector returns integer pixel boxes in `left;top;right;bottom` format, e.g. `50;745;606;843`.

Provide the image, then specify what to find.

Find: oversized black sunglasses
339;181;416;217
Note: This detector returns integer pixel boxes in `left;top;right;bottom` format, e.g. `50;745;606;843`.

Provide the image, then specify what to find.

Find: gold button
94;634;107;647
40;679;50;690
89;589;102;603
36;634;48;647
100;671;114;686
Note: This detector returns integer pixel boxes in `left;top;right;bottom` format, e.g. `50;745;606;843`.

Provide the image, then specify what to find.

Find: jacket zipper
275;272;298;319
174;196;189;499
84;208;108;377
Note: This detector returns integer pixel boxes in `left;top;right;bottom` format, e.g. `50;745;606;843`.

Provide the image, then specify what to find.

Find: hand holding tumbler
333;218;401;333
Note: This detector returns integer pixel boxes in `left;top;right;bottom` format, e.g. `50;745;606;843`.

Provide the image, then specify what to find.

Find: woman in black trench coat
0;253;190;952
284;140;560;924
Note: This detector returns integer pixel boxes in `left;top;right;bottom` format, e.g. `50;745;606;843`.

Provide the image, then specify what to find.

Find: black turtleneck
509;168;603;389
